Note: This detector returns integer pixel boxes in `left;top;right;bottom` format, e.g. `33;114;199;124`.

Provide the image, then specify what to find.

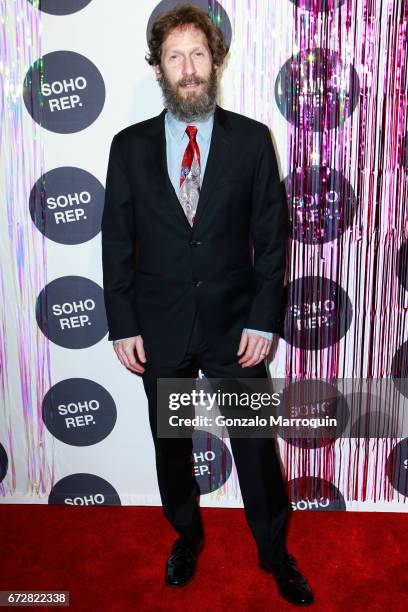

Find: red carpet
1;505;407;611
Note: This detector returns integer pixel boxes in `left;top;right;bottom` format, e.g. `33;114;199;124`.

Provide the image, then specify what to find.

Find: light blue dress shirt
113;109;272;344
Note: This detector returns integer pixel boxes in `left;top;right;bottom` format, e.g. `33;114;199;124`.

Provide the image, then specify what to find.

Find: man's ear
153;64;162;81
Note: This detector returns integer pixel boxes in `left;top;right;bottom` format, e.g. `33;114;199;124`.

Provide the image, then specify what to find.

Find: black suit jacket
101;104;289;366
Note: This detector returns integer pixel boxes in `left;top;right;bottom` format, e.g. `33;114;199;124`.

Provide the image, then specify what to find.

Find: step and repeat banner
0;0;407;511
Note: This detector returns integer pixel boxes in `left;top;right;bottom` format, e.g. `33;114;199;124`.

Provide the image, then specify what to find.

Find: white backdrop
0;0;407;511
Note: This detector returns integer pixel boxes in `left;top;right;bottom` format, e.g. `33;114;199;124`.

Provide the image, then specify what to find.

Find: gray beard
158;66;218;122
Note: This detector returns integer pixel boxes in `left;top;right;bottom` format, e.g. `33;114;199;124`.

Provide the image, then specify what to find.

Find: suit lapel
150;108;192;231
151;104;232;233
192;105;232;230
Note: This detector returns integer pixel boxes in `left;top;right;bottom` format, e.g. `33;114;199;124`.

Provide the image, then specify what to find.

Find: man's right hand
113;335;147;374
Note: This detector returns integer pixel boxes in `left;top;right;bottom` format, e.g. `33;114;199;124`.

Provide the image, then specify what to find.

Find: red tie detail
180;125;201;188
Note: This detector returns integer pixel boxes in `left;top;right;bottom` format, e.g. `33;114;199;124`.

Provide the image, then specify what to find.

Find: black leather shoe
165;537;204;587
259;553;314;606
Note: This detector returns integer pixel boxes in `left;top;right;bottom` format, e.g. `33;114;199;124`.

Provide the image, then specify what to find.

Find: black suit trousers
141;308;290;564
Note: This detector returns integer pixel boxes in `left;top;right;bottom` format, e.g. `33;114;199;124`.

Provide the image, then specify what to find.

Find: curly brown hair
145;3;228;68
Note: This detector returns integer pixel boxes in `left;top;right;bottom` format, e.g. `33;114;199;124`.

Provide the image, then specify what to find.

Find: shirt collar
165;108;214;143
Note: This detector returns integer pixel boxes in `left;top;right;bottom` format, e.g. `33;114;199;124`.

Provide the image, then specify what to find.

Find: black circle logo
288;0;346;10
386;439;408;497
42;379;117;446
36;276;108;348
396;241;408;292
278;380;349;448
29;167;105;245
49;473;121;505
0;443;8;483
27;0;93;15
193;430;232;495
283;276;353;349
289;476;346;510
284;166;357;244
23;51;105;133
147;1;232;51
347;392;399;439
275;48;359;131
402;131;408;170
391;341;408;400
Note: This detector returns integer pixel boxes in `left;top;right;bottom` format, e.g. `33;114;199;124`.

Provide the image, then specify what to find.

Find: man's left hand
237;330;272;367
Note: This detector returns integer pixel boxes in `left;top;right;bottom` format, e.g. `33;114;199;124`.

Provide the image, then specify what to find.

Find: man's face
154;24;218;121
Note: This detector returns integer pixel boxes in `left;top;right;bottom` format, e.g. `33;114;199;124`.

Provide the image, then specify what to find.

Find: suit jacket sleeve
245;125;289;334
101;135;140;341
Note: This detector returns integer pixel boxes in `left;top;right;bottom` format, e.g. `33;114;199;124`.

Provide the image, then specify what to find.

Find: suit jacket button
189;241;202;247
193;280;203;287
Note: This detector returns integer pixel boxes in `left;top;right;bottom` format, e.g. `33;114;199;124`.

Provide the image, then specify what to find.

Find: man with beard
101;3;313;606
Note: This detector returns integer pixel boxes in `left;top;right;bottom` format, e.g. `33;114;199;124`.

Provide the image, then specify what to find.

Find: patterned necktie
179;125;201;226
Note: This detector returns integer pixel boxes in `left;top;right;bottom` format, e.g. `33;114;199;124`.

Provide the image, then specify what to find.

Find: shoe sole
165;572;196;588
165;545;204;588
258;563;314;607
